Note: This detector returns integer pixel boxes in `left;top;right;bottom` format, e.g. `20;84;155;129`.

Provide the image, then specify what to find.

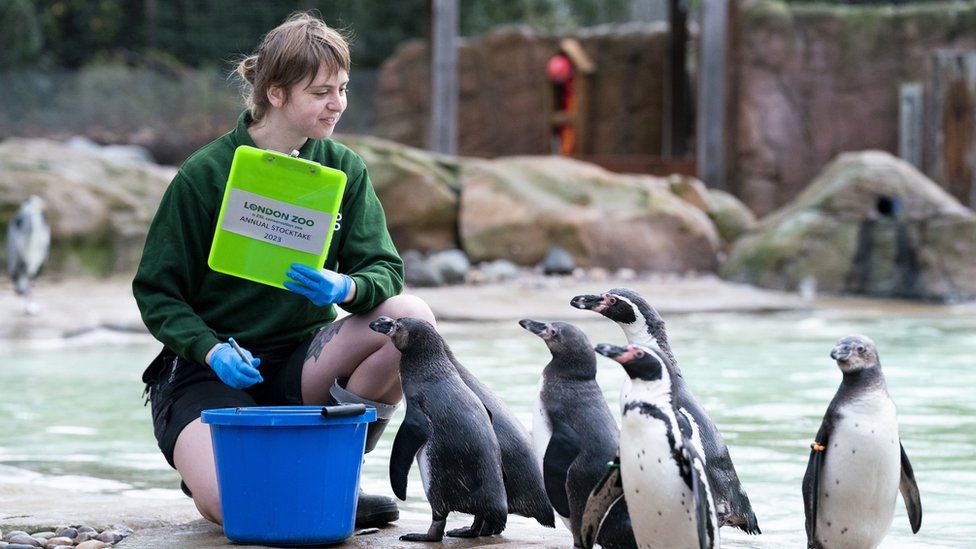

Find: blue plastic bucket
201;405;376;545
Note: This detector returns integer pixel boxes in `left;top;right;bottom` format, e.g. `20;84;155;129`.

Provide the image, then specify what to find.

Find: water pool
1;307;973;547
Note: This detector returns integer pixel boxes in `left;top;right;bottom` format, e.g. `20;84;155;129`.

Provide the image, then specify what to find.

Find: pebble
427;248;471;284
93;532;119;545
5;536;41;548
540;245;576;275
0;525;131;549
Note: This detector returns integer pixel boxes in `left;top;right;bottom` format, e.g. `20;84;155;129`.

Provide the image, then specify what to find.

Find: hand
207;343;263;389
284;263;353;306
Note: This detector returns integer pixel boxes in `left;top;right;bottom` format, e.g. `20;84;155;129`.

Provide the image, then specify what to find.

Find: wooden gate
926;51;976;208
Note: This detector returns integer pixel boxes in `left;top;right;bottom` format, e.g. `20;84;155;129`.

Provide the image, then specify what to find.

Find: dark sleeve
132;171;221;364
335;167;404;314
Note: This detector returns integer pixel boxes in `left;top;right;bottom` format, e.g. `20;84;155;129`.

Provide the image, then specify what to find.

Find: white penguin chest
619;409;699;547
817;394;901;549
417;442;432;495
532;381;572;529
532;379;553;471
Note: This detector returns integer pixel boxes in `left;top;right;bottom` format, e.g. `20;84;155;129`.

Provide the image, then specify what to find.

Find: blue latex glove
284;263;353;306
208;343;263;389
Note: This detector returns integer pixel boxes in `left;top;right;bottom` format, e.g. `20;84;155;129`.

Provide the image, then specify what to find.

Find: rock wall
1;136;741;277
730;0;976;216
375;24;669;158
721;150;976;302
0;138;174;276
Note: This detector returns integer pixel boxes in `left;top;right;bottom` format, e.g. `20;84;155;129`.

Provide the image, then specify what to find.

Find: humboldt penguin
6;195;51;307
446;347;556;530
520;318;637;549
369;316;507;541
592;342;719;549
571;288;760;534
803;335;922;548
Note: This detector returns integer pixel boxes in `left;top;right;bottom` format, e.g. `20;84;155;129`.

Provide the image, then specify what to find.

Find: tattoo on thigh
306;319;345;362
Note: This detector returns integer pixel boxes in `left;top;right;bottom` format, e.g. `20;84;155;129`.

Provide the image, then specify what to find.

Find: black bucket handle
320;403;367;418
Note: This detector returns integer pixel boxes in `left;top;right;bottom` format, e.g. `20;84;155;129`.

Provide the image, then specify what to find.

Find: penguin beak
594;343;628;361
570;294;606;312
830;344;852;362
369;316;397;337
518;318;548;336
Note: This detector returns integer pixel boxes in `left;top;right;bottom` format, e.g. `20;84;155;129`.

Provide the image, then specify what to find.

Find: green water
2;308;974;547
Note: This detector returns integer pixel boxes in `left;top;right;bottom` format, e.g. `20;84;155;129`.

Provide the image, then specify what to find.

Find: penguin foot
400;534;444;541
447;516;502;537
400;518;447;542
447;516;483;538
446;526;481;538
399;532;444;542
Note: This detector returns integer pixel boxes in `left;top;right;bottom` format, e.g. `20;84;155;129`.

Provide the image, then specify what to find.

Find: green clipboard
208;145;346;289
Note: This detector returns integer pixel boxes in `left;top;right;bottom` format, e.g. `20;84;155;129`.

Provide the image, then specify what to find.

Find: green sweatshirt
133;111;403;364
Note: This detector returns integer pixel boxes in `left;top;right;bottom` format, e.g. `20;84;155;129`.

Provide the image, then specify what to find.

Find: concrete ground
1;272;810;547
120;517;573;548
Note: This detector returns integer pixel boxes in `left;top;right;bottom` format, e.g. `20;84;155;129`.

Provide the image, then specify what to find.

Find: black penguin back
393;318;508;524
447;347;554;527
536;322;637;548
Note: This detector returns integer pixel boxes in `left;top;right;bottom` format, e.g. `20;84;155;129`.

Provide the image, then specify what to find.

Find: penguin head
519;319;594;364
20;195;46;216
571;291;637;324
369;316;441;354
595;343;668;382
571;288;665;333
830;335;880;374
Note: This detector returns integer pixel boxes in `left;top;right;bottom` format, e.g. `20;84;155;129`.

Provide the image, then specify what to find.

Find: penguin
803;335;922;549
446;347;556;530
6;195;51;312
369;316;508;541
571;288;760;534
520;318;637;549
593;342;719;549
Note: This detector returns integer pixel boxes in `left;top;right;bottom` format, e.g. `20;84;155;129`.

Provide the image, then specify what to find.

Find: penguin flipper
579;454;623;549
802;429;829;546
685;445;719;549
390;406;431;501
898;441;922;533
543;418;580;519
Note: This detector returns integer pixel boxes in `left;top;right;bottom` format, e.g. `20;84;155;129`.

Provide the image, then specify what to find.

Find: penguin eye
635;350;645;358
607;296;617;305
856;345;866;353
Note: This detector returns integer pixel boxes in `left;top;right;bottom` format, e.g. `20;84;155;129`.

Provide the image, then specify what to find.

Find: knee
194;489;223;525
379;294;436;325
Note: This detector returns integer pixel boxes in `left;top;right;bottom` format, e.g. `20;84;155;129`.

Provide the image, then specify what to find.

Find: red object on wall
546;54;573;84
548;53;576;155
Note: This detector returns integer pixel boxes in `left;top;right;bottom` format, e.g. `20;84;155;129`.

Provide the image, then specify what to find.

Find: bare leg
301;294;435;405
172;419;222;524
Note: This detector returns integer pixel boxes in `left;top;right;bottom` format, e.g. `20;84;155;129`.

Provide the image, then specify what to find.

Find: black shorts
142;335;314;468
